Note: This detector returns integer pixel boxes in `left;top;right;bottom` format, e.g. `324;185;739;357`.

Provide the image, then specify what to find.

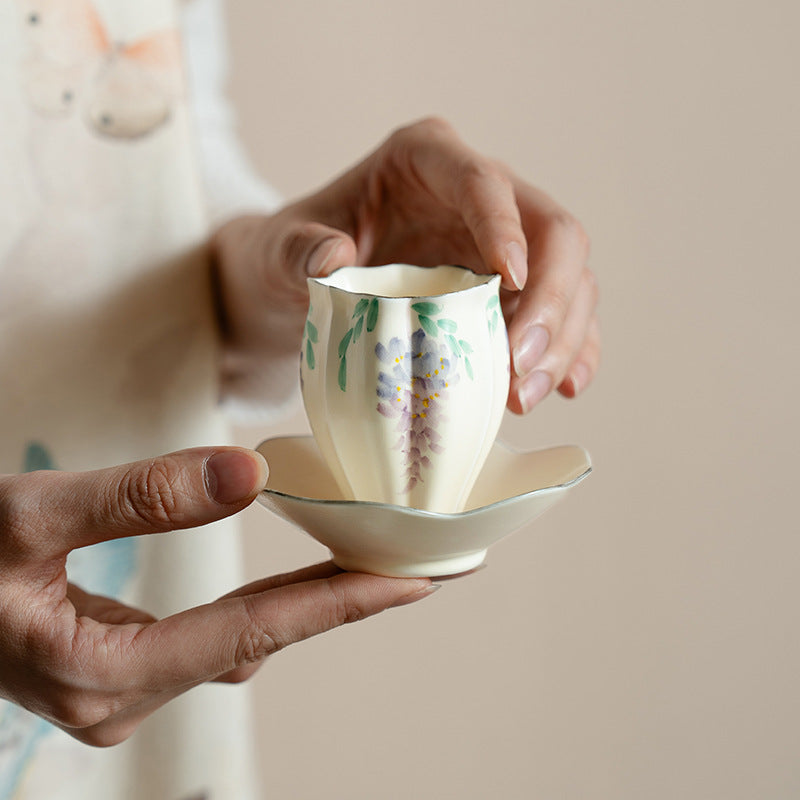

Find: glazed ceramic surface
256;436;592;578
301;264;510;513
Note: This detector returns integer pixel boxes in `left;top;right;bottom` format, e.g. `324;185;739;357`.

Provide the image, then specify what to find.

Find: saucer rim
257;435;592;520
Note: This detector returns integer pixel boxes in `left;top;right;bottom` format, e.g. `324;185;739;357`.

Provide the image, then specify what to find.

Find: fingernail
390;583;441;608
519;370;552;413
205;450;268;504
568;362;590;396
513;325;549;377
307;237;343;277
559;374;578;398
505;241;527;291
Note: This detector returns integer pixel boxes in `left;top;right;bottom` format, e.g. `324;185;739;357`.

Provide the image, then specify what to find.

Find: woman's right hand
0;447;434;746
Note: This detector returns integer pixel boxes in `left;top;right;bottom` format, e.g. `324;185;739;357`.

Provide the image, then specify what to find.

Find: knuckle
415;115;454;137
472;208;520;242
386;117;460;168
236;597;279;665
325;579;366;627
455;163;513;226
456;158;496;197
547;211;591;257
116;458;185;530
542;282;573;323
234;627;278;664
394;115;454;143
340;601;366;625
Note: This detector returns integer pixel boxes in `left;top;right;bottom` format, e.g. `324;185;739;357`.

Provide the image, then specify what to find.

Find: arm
182;0;282;224
182;0;301;418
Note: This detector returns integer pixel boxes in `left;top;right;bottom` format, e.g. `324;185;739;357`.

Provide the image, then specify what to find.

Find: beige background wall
224;2;799;798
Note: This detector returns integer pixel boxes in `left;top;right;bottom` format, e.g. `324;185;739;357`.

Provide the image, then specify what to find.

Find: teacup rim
308;263;500;300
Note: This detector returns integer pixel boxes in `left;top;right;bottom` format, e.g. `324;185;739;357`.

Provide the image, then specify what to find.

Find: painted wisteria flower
376;329;460;492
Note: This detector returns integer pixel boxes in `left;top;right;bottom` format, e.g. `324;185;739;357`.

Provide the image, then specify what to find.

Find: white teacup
300;264;510;512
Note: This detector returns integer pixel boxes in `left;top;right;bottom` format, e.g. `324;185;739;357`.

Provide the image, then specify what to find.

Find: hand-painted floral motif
376;329;460;492
487;294;501;333
337;297;378;391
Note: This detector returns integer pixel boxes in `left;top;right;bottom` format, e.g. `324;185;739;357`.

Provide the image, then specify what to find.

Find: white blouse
0;1;283;797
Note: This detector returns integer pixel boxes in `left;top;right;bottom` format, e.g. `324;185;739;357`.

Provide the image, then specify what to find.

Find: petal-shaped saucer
255;436;592;578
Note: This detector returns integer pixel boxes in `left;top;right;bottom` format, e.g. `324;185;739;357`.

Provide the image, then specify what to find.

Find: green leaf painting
353;298;370;318
445;334;461;357
411;301;442;316
338;297;381;391
338;328;353;359
366;297;380;332
306;338;315;369
303;306;317;369
486;294;501;334
418;315;438;337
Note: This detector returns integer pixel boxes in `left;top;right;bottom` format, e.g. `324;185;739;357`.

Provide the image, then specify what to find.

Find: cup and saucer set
256;264;591;578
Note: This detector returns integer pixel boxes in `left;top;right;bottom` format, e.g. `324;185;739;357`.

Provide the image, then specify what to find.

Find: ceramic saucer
255;436;592;578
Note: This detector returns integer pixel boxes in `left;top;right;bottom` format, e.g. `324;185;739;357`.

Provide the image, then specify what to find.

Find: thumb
289;222;358;278
14;447;268;556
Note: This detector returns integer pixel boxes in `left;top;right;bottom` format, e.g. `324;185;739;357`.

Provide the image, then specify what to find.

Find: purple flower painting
376;328;460;492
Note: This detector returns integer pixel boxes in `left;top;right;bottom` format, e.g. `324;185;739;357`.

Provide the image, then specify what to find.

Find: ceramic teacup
300;264;510;512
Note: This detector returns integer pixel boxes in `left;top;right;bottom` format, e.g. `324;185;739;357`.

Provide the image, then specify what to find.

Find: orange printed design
16;0;183;139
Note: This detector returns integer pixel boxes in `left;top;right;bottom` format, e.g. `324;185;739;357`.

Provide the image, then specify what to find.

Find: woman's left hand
212;117;599;414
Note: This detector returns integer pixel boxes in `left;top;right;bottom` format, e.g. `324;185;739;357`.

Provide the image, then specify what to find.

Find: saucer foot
331;549;487;578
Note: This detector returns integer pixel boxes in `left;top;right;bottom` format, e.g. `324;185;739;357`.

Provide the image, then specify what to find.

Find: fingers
130;572;435;689
502;179;596;409
383;119;599;407
1;447;268;557
557;315;601;399
15;566;431;747
508;266;599;414
211;561;343;684
215;560;343;601
387;118;528;291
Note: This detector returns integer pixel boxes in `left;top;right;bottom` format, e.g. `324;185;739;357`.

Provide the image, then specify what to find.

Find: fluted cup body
300;265;509;513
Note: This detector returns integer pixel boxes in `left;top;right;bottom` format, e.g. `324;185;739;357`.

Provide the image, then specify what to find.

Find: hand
0;448;433;746
212;117;599;413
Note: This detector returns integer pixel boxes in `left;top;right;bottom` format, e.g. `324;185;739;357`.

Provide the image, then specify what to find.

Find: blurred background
224;2;799;798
